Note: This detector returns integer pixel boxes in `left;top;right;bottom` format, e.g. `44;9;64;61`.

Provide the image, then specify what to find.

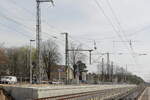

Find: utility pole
110;61;113;82
65;33;69;84
36;0;54;83
101;58;104;82
125;64;127;82
89;50;92;64
97;62;101;83
62;33;69;84
36;0;42;83
106;52;110;81
93;52;112;81
30;40;35;84
62;33;94;84
65;33;69;68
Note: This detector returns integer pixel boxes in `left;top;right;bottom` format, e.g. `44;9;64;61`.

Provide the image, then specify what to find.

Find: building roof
50;65;73;72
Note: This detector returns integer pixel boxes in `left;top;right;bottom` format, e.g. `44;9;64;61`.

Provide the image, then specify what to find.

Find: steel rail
108;86;146;100
135;86;146;99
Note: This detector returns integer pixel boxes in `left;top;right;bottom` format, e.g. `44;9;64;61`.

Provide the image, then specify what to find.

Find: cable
6;0;34;16
6;0;98;52
0;5;67;51
6;0;96;51
68;35;91;49
0;16;63;46
2;0;65;41
106;0;128;38
94;0;125;42
0;22;33;38
0;12;34;33
6;0;64;35
0;20;65;48
0;10;62;40
105;0;140;66
106;0;135;51
94;0;139;66
129;24;150;37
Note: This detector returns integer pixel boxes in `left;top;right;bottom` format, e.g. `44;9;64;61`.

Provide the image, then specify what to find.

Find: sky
0;0;150;81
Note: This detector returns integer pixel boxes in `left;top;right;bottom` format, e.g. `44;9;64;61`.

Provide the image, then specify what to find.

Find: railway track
138;87;149;100
34;86;135;100
108;85;146;100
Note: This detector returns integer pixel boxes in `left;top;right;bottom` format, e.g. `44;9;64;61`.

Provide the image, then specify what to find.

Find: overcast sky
0;0;150;81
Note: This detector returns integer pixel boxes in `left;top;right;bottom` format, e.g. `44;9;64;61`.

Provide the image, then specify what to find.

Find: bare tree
69;43;86;65
69;43;86;78
41;40;61;81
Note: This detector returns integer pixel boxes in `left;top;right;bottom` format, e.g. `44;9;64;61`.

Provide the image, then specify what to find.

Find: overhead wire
93;0;128;65
0;7;64;40
1;17;65;47
2;0;107;62
7;0;100;52
0;22;33;38
68;35;92;49
0;12;34;34
94;0;124;41
0;1;66;53
94;0;139;66
6;0;65;37
5;0;84;50
105;0;140;66
105;0;128;40
128;24;150;37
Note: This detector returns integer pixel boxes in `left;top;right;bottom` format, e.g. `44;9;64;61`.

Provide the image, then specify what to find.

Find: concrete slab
0;84;136;100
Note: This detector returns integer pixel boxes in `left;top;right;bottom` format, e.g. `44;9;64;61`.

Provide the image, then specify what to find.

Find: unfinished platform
0;84;136;100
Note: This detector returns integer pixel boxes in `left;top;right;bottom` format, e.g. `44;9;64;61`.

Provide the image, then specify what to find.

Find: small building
67;66;74;81
81;70;88;81
49;65;74;82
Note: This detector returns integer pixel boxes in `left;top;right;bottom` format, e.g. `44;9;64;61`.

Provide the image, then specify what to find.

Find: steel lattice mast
36;0;54;83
